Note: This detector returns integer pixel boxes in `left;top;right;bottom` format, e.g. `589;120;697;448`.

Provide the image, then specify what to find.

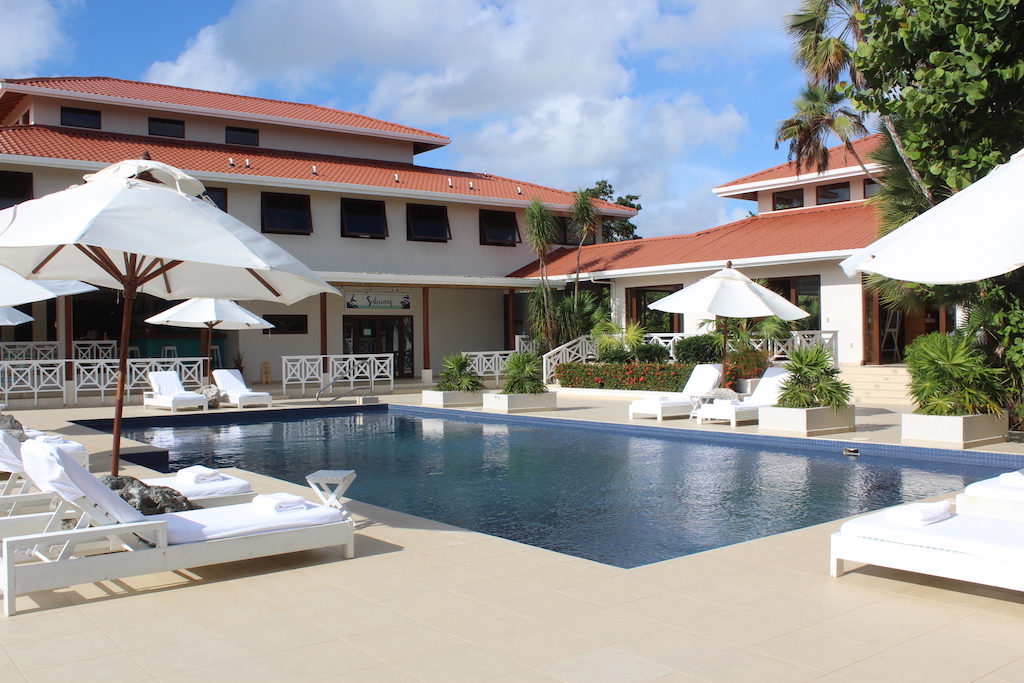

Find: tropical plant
231;351;245;369
501;352;547;394
722;348;770;391
527;287;603;352
581;180;642;242
787;0;866;89
904;332;1006;416
433;352;485;392
524;200;558;348
633;342;670;364
673;334;721;364
591;320;646;357
776;344;852;410
569;190;598;304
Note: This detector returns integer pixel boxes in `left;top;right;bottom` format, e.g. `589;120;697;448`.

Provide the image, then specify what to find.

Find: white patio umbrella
841;148;1024;284
649;262;809;367
0;158;339;474
145;298;274;379
0;264;97;307
0;307;33;326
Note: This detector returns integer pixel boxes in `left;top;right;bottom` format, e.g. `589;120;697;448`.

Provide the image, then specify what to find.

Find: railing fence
282;354;394;395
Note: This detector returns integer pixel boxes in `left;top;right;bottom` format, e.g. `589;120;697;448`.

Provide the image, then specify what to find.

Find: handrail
542;336;597;383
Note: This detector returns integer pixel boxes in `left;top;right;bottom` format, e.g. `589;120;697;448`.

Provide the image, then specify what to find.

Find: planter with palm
483;351;556;413
761;344;855;436
422;352;486;407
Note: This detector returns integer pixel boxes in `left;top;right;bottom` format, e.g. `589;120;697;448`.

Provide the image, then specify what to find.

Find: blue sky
1;0;808;237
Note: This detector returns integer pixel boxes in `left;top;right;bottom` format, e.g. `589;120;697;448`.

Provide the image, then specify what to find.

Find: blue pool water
119;409;1004;568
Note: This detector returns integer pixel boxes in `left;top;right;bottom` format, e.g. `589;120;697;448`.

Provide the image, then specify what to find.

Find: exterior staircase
839;364;912;405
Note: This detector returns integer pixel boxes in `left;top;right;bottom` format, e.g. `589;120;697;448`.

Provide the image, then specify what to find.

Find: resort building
0;76;634;384
512;135;948;368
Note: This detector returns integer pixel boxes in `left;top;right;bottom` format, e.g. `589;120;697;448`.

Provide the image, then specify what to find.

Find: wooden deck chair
2;442;355;616
213;369;273;409
143;371;208;412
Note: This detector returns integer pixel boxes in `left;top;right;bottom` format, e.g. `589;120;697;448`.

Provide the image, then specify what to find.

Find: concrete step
839;365;912;405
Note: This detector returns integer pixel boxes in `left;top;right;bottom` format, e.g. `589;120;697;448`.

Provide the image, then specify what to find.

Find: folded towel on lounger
177;465;223;484
885;500;951;526
713;398;739;406
999;470;1024;487
253;492;308;514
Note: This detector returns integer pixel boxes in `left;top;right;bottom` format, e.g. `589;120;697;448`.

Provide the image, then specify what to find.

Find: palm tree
775;83;877;181
524;199;558;349
569;190;598;305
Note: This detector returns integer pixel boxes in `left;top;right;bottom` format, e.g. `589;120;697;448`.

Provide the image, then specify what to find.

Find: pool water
121;410;1002;568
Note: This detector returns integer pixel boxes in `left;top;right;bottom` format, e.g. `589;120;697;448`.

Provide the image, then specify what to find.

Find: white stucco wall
427;288;507;369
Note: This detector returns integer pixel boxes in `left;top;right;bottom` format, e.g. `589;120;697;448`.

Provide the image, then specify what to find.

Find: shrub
434;352;485;392
633;343;671;363
501;352;547;394
597;347;633;364
722;348;770;391
673;334;721;364
905;332;1006;416
555;362;694;392
776;344;852;410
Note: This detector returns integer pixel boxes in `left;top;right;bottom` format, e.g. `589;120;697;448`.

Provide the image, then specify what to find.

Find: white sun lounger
955;471;1024;522
2;441;355;616
144;371;209;412
627;363;723;421
831;504;1024;593
213;369;273;409
693;367;790;427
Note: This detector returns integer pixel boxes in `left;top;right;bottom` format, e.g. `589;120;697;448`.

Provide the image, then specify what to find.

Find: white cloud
0;0;73;76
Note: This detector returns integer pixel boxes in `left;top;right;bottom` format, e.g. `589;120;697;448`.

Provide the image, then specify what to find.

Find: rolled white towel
885;500;951;526
998;470;1024;487
176;465;223;484
252;492;308;514
23;428;45;439
35;434;63;443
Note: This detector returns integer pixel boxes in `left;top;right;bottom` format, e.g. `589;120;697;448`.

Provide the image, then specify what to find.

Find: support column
320;292;329;386
61;296;74;404
506;288;516;350
421;288;431;384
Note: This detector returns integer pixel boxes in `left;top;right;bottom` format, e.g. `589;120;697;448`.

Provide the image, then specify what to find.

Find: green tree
569;190;598;305
581;180;642;241
524;200;558;349
787;0;866;89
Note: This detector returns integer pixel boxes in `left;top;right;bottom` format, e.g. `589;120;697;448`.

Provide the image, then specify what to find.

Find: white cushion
142;472;252;499
156;501;348;544
964;477;1024;504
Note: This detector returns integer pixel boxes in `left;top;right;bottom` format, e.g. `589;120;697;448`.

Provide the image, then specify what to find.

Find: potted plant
422;352;486;407
901;332;1008;449
759;344;855;436
231;351;245;376
723;347;770;394
483;352;557;413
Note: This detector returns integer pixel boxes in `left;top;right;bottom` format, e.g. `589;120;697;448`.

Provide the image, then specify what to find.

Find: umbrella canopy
146;298;274;378
0;265;97;307
0;307;33;326
0;159;340;473
840;148;1024;284
649;264;809;368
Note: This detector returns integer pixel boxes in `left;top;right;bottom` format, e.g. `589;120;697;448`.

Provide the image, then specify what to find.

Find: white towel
713;398;739;406
177;465;223;484
885;500;951;526
253;492;308;514
999;470;1024;488
35;435;63;443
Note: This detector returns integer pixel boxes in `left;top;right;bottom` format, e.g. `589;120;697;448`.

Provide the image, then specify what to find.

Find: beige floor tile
430;542;521;564
512;563;612;590
155;657;285;683
128;634;249;677
232;569;336;603
987;656;1024;683
751;628;881;672
558;574;675;607
257;639;384;682
551;607;664;644
329;664;421;682
215;612;335;657
0;674;28;683
0;649;17;677
396;643;522;682
403;562;497;588
189;597;289;633
155;578;256;613
343;622;464;663
497;591;602;623
478;624;599;667
379;587;486;620
940;611;1024;649
809;595;972;649
102;613;219;651
671;576;779;609
612;626;738;670
299;597;416;639
449;575;547;603
618;591;725;626
684;649;822;683
488;670;561;682
5;628;121;672
23;652;153;683
535;646;674;683
316;566;435;603
0;609;98;646
425;604;540;641
74;592;183;630
679;608;797;648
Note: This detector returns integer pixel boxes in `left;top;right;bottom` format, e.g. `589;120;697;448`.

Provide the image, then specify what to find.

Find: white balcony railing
282;354;395;395
73;358;204;403
542;336;598;383
73;341;119;359
466;351;515;379
0;360;64;404
0;342;61;361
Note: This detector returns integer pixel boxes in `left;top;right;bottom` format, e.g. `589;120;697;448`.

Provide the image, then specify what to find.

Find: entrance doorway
343;315;414;378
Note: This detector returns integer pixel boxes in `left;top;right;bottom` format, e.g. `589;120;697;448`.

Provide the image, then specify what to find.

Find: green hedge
555;362;694;391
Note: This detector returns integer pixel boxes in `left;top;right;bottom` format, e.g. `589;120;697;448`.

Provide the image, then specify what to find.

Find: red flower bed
555;362;694;392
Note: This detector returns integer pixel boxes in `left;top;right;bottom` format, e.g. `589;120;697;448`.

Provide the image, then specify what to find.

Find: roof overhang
533;249;861;283
713;163;883;199
0;82;450;153
317;272;535;289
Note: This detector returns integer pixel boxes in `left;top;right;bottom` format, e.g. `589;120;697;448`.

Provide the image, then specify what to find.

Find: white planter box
758;405;856;437
421;390;483;407
901;412;1009;450
482;392;557;414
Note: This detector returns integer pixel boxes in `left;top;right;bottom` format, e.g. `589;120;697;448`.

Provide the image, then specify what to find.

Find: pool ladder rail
315;383;379;406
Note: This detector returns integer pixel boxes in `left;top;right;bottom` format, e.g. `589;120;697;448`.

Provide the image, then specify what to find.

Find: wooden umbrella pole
110;283;136;476
203;324;213;381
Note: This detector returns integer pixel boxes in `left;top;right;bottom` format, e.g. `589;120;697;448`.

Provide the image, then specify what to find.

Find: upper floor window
551;216;596;246
407;204;450;242
203;187;228;212
60;107;100;129
261;192;312;235
226;126;259;146
773;188;804;211
0;170;32;210
341;198;388;239
864;178;880;198
479;210;521;246
149;117;185;138
816;182;850;205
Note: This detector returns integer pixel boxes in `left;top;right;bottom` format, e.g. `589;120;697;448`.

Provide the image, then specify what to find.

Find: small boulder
101;475;201;514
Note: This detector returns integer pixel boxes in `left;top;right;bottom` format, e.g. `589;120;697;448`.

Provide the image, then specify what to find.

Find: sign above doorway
344;291;411;310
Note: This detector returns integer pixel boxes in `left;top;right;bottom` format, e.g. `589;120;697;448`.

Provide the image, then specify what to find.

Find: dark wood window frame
816;182;851;205
60;106;101;129
262;314;308;334
0;170;33;210
203;187;228;212
261;192;312;235
406;203;451;242
479;209;521;246
148;117;185;138
226;126;259;146
773;188;804;211
341;198;388;239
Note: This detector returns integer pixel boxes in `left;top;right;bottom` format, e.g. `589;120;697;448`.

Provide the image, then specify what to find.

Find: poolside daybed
956;470;1024;522
627;363;722;421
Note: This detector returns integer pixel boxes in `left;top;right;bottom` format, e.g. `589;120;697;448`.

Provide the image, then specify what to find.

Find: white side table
305;469;357;509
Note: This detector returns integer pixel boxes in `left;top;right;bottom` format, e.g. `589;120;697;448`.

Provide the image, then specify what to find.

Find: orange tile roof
509;201;879;278
717;134;883;190
0;76;449;151
0;125;633;214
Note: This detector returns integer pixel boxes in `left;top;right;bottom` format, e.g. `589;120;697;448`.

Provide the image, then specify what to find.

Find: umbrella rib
138;259;184;288
247;268;281;297
31;245;66;275
76;245;125;282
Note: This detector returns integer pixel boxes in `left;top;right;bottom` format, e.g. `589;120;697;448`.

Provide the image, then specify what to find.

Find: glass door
343;315;414;378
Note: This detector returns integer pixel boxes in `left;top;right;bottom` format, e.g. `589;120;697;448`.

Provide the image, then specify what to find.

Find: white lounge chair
831;502;1024;593
627;363;723;421
144;371;209;412
955;470;1024;522
213;369;273;409
693;367;791;427
2;441;355;616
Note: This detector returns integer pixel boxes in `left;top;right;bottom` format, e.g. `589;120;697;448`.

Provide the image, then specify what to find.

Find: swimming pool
118;407;1003;568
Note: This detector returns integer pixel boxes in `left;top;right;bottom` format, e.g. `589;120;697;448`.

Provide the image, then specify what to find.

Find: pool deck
4;394;1024;682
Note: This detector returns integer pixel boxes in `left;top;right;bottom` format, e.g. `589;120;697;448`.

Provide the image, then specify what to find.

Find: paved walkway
3;395;1024;682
